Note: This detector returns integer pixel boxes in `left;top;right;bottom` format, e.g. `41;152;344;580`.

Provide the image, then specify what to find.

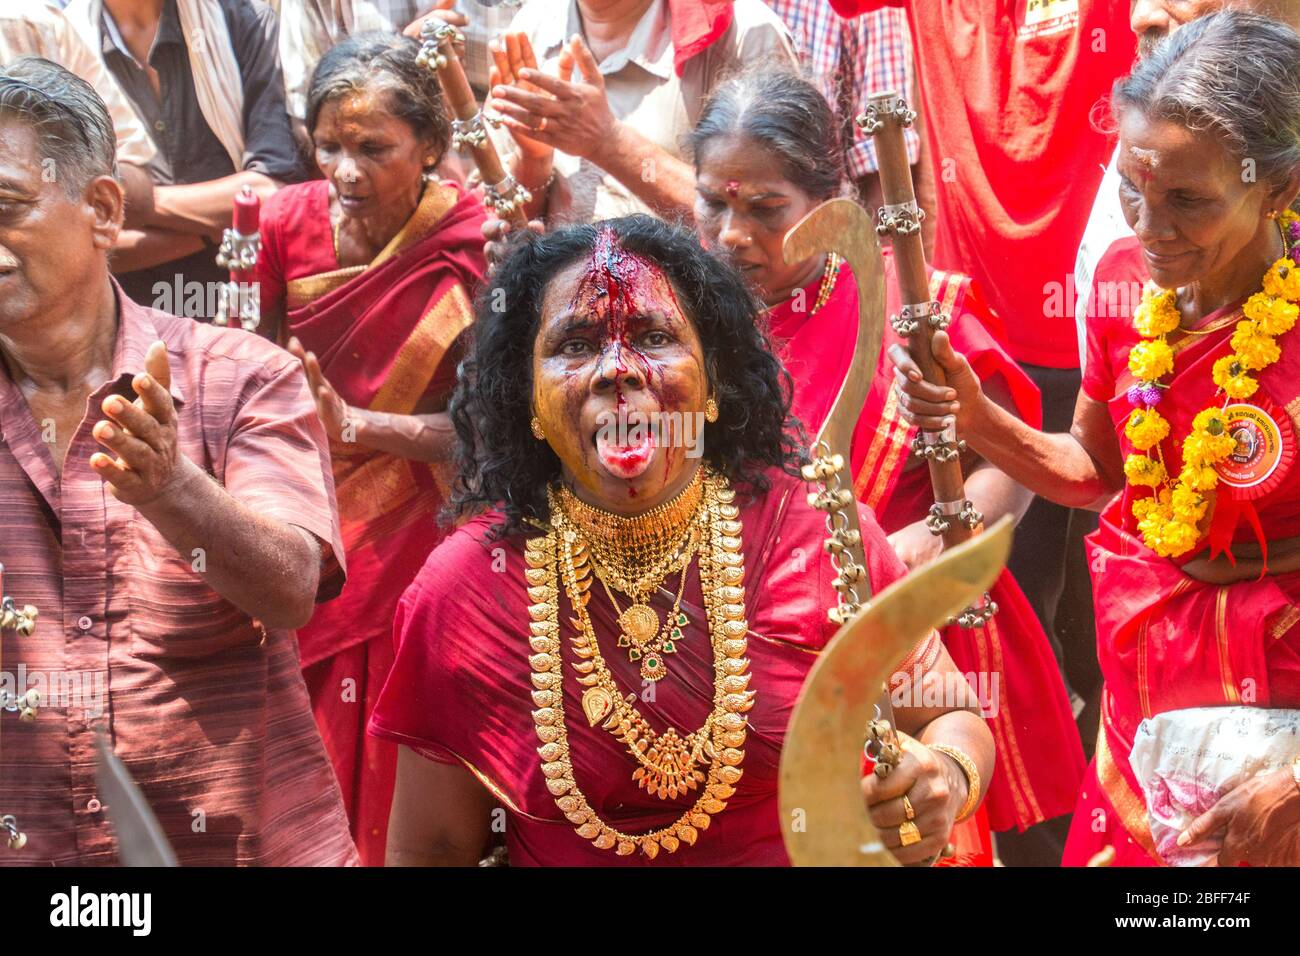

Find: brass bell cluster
1;815;24;851
802;447;866;625
415;20;461;71
0;565;37;637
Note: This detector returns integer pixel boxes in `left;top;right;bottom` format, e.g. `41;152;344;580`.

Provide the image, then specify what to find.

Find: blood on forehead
567;227;683;330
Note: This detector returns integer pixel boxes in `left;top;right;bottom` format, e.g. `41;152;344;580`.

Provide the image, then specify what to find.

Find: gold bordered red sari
1064;237;1300;866
768;249;1085;842
258;178;487;864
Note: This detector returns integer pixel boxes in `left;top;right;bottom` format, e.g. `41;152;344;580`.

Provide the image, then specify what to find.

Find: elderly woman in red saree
688;70;1084;860
893;11;1300;866
256;33;487;864
370;215;995;865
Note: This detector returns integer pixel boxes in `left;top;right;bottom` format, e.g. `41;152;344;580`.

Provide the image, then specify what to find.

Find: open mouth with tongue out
592;410;659;480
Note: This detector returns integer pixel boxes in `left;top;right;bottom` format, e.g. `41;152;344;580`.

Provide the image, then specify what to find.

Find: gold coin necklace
525;470;754;858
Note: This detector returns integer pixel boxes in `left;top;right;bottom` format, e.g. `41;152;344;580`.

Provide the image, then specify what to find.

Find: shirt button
154;120;165;133
87;798;102;813
77;616;93;632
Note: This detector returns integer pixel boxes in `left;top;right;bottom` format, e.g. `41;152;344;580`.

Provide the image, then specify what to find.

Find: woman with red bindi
689;68;1085;857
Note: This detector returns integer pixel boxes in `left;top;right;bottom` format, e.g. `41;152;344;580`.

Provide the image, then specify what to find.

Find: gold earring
1267;209;1280;220
531;416;546;440
705;398;719;423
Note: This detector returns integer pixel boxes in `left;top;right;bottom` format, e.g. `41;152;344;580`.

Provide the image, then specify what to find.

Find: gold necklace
525;470;754;858
810;252;842;314
554;469;704;658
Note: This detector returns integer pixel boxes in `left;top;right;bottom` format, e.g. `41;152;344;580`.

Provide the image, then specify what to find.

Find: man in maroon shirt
0;59;356;865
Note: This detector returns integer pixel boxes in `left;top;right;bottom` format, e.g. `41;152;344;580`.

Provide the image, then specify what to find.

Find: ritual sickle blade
779;516;1013;866
94;732;179;867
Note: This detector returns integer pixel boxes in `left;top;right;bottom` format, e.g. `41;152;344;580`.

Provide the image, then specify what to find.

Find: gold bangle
930;744;981;823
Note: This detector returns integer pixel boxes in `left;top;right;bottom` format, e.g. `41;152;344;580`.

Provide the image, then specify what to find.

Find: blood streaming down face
532;228;708;512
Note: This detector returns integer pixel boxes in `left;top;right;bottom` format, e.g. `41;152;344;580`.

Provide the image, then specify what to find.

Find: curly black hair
448;215;807;534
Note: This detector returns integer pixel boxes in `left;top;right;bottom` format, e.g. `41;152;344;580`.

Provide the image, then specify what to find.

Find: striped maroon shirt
0;287;358;865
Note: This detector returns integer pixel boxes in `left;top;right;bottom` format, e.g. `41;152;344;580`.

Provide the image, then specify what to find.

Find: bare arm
890;330;1125;510
112;227;206;274
119;163;156;229
89;342;322;629
888;376;1036;569
387;746;495;866
149;171;282;238
286;337;457;463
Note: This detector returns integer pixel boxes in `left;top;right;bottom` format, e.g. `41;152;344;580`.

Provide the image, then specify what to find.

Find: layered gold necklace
525;467;754;858
553;468;704;680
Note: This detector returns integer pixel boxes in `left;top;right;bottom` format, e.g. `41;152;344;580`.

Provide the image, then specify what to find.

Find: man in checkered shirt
764;1;920;214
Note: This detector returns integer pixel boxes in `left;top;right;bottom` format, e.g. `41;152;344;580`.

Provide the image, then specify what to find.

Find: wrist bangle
520;169;555;195
930;744;981;823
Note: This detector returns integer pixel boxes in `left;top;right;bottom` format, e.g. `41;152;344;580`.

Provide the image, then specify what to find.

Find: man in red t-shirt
831;0;1136;866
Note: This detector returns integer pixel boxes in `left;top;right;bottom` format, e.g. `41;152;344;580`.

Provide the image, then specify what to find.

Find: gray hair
306;32;449;160
1115;11;1300;193
0;57;118;197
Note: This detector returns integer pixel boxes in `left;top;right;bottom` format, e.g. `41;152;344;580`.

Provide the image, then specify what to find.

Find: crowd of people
0;0;1297;869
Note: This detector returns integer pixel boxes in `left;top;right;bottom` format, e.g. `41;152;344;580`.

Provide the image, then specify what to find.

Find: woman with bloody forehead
689;69;1084;859
369;215;994;865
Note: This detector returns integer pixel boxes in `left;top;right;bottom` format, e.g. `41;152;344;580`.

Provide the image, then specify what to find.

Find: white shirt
1073;147;1131;373
498;0;796;224
0;0;155;168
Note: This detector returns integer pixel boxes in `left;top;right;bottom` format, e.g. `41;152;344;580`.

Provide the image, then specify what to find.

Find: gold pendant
581;687;613;726
619;603;659;645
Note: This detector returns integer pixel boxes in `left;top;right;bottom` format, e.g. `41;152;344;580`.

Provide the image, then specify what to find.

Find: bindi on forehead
724;179;741;198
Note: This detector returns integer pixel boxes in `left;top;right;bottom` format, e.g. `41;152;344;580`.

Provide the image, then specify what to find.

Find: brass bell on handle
0;563;38;636
1;815;25;851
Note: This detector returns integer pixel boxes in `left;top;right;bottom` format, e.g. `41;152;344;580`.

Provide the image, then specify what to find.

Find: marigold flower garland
1123;210;1300;557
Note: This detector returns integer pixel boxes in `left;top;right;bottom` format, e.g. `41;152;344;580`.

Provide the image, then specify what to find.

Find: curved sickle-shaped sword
782;198;886;588
94;732;179;866
779;517;1012;866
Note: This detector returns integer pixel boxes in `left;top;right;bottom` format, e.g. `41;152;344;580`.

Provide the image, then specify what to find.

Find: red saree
767;250;1085;837
370;470;949;866
1063;238;1300;866
258;179;487;864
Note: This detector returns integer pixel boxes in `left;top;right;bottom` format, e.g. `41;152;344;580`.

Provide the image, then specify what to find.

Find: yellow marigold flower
1125;408;1171;450
1178;462;1219;492
1229;322;1281;371
1128;339;1175;382
1211;354;1259;399
1262;257;1300;301
1124;454;1167;488
1184;409;1237;466
1155;519;1201;557
1243;293;1300;336
1171;485;1209;524
1134;292;1181;336
1131;495;1162;523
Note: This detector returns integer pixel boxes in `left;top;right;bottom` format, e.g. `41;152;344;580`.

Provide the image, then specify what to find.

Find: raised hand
487;31;554;164
90;340;192;507
287;337;351;443
491;35;617;164
402;0;468;40
482;216;545;268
